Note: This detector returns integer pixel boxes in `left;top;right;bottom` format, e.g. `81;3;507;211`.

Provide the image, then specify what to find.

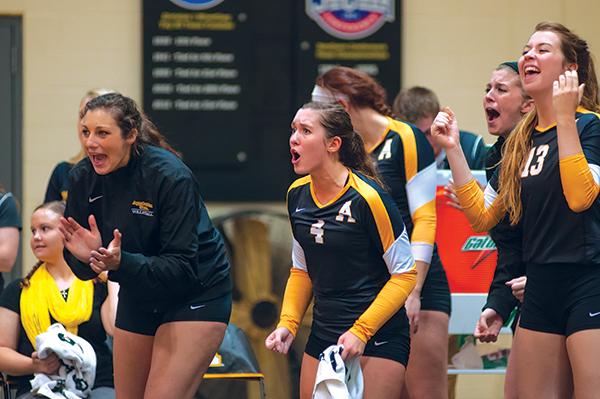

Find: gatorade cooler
436;170;496;293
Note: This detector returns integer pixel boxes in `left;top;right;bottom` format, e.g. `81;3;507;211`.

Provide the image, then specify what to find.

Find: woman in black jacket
59;93;232;399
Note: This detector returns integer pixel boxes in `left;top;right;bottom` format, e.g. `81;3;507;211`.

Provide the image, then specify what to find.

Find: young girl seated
0;201;118;399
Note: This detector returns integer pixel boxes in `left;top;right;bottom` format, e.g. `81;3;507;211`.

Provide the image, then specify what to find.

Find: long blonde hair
498;22;600;225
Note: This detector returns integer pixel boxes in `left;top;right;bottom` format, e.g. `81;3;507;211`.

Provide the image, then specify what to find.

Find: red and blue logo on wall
170;0;225;10
306;0;395;40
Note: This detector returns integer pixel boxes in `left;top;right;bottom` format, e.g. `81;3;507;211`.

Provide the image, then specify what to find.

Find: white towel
30;323;97;399
312;344;363;399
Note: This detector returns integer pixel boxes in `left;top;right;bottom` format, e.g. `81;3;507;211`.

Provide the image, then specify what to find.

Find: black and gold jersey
44;161;73;202
484;137;524;320
483;107;600;264
368;118;437;264
438;130;488;170
287;170;415;342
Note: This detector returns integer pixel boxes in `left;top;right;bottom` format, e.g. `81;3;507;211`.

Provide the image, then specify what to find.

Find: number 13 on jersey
521;144;550;177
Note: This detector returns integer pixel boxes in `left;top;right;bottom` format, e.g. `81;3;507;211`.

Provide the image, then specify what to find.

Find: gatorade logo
461;235;496;270
461;236;496;252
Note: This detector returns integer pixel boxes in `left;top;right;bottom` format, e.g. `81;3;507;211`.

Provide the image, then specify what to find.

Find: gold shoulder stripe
350;173;394;251
287;175;311;194
539;107;600;132
577;106;600;120
388;118;418;181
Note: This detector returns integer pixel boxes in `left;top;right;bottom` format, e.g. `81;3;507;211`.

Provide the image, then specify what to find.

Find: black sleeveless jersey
287;171;415;341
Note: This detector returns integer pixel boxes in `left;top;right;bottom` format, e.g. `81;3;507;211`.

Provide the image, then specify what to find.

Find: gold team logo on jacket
131;200;154;217
209;353;224;368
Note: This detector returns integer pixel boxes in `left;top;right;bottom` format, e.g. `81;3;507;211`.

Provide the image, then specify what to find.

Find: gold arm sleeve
455;179;504;232
276;267;313;337
411;199;437;246
349;268;417;343
559;153;600;212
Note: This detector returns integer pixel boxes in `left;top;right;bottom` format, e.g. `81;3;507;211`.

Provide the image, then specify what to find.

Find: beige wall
1;0;599;271
402;0;600;141
0;0;142;270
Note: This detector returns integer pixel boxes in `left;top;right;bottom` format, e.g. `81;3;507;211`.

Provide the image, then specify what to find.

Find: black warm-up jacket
64;145;231;312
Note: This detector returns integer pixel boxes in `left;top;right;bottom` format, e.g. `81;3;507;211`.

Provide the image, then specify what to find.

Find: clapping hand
59;215;102;263
90;229;122;273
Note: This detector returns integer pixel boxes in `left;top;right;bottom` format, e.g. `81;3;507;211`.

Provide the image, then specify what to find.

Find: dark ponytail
82;93;181;157
301;102;382;185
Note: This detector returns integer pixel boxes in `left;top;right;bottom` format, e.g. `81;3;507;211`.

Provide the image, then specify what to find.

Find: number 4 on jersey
310;220;325;244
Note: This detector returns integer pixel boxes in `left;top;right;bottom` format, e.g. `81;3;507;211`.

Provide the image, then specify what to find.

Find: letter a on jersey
378;138;393;160
336;200;356;223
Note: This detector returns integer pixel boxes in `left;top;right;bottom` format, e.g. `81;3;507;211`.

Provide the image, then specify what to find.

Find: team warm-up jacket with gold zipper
457;107;600;265
278;170;416;343
64;144;231;313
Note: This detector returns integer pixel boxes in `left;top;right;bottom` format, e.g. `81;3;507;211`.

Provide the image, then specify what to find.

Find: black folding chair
201;323;266;399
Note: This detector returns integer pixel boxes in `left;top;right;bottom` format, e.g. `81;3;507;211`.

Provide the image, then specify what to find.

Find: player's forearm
277;268;313;337
557;117;583;159
455;180;504;232
446;145;475;187
350;269;417;343
559;153;599;212
412;260;429;294
0;348;35;375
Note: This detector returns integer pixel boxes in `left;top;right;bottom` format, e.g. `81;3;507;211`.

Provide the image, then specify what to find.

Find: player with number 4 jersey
266;102;416;399
286;170;414;344
313;66;448;399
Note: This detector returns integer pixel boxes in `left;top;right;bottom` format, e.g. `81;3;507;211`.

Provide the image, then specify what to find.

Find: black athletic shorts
520;263;600;336
305;309;411;366
116;282;232;336
420;249;452;316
